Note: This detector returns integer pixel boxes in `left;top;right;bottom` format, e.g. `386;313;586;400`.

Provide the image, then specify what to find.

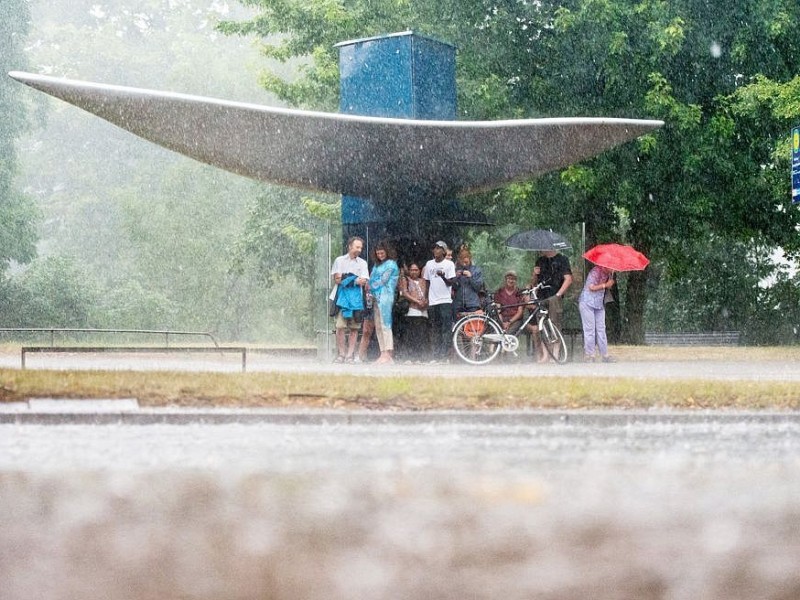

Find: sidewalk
1;347;798;382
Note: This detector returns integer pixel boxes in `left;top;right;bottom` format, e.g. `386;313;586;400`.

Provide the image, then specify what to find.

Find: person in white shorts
330;236;369;362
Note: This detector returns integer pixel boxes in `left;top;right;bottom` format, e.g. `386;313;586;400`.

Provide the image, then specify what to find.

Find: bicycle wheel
540;317;568;364
452;316;503;365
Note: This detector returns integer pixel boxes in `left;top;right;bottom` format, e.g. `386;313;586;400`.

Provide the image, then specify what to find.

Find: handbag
328;285;340;317
395;296;410;316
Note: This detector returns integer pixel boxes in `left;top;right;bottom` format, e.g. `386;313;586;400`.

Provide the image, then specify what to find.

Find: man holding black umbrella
529;249;573;361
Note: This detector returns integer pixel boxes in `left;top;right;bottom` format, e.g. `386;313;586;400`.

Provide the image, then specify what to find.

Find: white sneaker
353;356;362;364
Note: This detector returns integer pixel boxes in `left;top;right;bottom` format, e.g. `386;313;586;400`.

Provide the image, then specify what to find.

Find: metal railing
0;328;220;348
643;331;741;346
20;345;247;372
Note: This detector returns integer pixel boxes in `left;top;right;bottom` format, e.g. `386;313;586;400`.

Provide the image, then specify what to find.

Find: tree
231;187;340;339
0;0;39;277
3;256;102;327
522;0;800;341
220;0;800;342
15;0;300;342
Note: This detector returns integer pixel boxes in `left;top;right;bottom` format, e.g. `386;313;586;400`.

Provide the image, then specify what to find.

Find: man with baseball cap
422;240;456;361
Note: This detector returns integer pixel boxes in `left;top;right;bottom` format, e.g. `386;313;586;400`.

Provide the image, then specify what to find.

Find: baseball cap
434;240;449;251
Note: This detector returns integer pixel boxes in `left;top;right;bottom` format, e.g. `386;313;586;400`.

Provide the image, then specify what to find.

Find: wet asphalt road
2;408;800;599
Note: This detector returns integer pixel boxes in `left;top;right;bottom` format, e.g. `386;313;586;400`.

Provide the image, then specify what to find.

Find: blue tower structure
337;31;456;121
335;31;481;264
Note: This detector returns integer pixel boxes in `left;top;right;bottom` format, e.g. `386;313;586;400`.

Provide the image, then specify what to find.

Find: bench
21;346;249;372
643;332;741;347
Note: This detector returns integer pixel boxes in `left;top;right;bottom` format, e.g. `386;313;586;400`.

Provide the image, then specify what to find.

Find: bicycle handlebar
518;282;551;302
520;282;550;293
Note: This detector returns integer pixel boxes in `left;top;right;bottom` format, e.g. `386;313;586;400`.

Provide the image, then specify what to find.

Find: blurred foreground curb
2;403;800;425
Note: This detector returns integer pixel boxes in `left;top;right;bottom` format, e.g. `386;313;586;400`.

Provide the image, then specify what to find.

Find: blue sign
793;126;800;203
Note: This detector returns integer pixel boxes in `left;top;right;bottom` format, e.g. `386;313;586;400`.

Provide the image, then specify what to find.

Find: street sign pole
792;126;800;203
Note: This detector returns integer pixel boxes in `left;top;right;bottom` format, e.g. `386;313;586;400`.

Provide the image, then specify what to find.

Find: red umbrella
583;243;649;271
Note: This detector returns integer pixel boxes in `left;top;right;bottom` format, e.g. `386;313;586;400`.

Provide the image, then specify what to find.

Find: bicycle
451;283;568;365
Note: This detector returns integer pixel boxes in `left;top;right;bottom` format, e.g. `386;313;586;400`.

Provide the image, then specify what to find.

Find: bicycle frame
452;284;551;357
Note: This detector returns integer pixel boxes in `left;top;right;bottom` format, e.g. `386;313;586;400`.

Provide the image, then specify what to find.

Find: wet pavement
2;348;799;381
2;407;800;599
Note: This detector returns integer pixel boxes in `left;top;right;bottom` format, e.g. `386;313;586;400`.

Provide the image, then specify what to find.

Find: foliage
0;0;40;274
12;0;315;343
94;279;180;330
645;236;764;331
538;0;800;341
753;269;800;345
2;256;102;328
232;187;340;338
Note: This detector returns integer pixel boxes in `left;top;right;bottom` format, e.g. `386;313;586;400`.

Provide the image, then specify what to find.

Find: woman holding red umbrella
579;243;649;362
578;265;615;363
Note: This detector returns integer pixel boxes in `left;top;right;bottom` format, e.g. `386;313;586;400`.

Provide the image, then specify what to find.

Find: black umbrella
505;229;572;252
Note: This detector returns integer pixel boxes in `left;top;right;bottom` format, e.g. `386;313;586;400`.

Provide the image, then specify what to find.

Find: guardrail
0;328;219;348
644;331;741;346
21;346;248;372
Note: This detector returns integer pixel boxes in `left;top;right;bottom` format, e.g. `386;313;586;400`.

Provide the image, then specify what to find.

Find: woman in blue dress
369;240;400;364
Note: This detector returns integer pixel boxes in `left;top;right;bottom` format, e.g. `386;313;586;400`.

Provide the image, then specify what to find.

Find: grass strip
1;368;798;411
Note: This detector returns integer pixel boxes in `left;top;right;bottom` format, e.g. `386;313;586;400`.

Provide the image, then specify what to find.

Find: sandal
333;355;345;363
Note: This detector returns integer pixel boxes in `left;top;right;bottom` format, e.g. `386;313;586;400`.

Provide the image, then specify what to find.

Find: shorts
335;312;362;330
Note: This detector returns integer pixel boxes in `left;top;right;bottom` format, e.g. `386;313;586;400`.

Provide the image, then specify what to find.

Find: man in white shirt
330;236;369;362
422;240;456;360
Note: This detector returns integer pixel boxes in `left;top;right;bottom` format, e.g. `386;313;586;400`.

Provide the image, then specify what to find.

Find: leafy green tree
111;160;279;339
755;268;800;345
645;72;800;342
231;187;340;339
16;0;300;342
94;279;179;330
523;0;800;341
0;0;39;278
3;256;102;327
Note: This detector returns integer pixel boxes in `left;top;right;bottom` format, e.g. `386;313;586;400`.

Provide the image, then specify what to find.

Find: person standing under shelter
423;240;456;361
397;262;429;362
530;249;573;362
368;240;400;364
579;265;615;362
330;236;369;363
452;245;485;318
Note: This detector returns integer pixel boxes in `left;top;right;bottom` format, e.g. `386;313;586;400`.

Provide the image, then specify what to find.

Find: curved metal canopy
9;71;663;200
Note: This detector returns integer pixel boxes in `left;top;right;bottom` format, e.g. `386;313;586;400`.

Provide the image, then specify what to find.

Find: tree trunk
622;269;647;344
605;283;621;343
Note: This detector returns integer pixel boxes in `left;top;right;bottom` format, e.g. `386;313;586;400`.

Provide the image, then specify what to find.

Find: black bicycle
451;283;568;365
